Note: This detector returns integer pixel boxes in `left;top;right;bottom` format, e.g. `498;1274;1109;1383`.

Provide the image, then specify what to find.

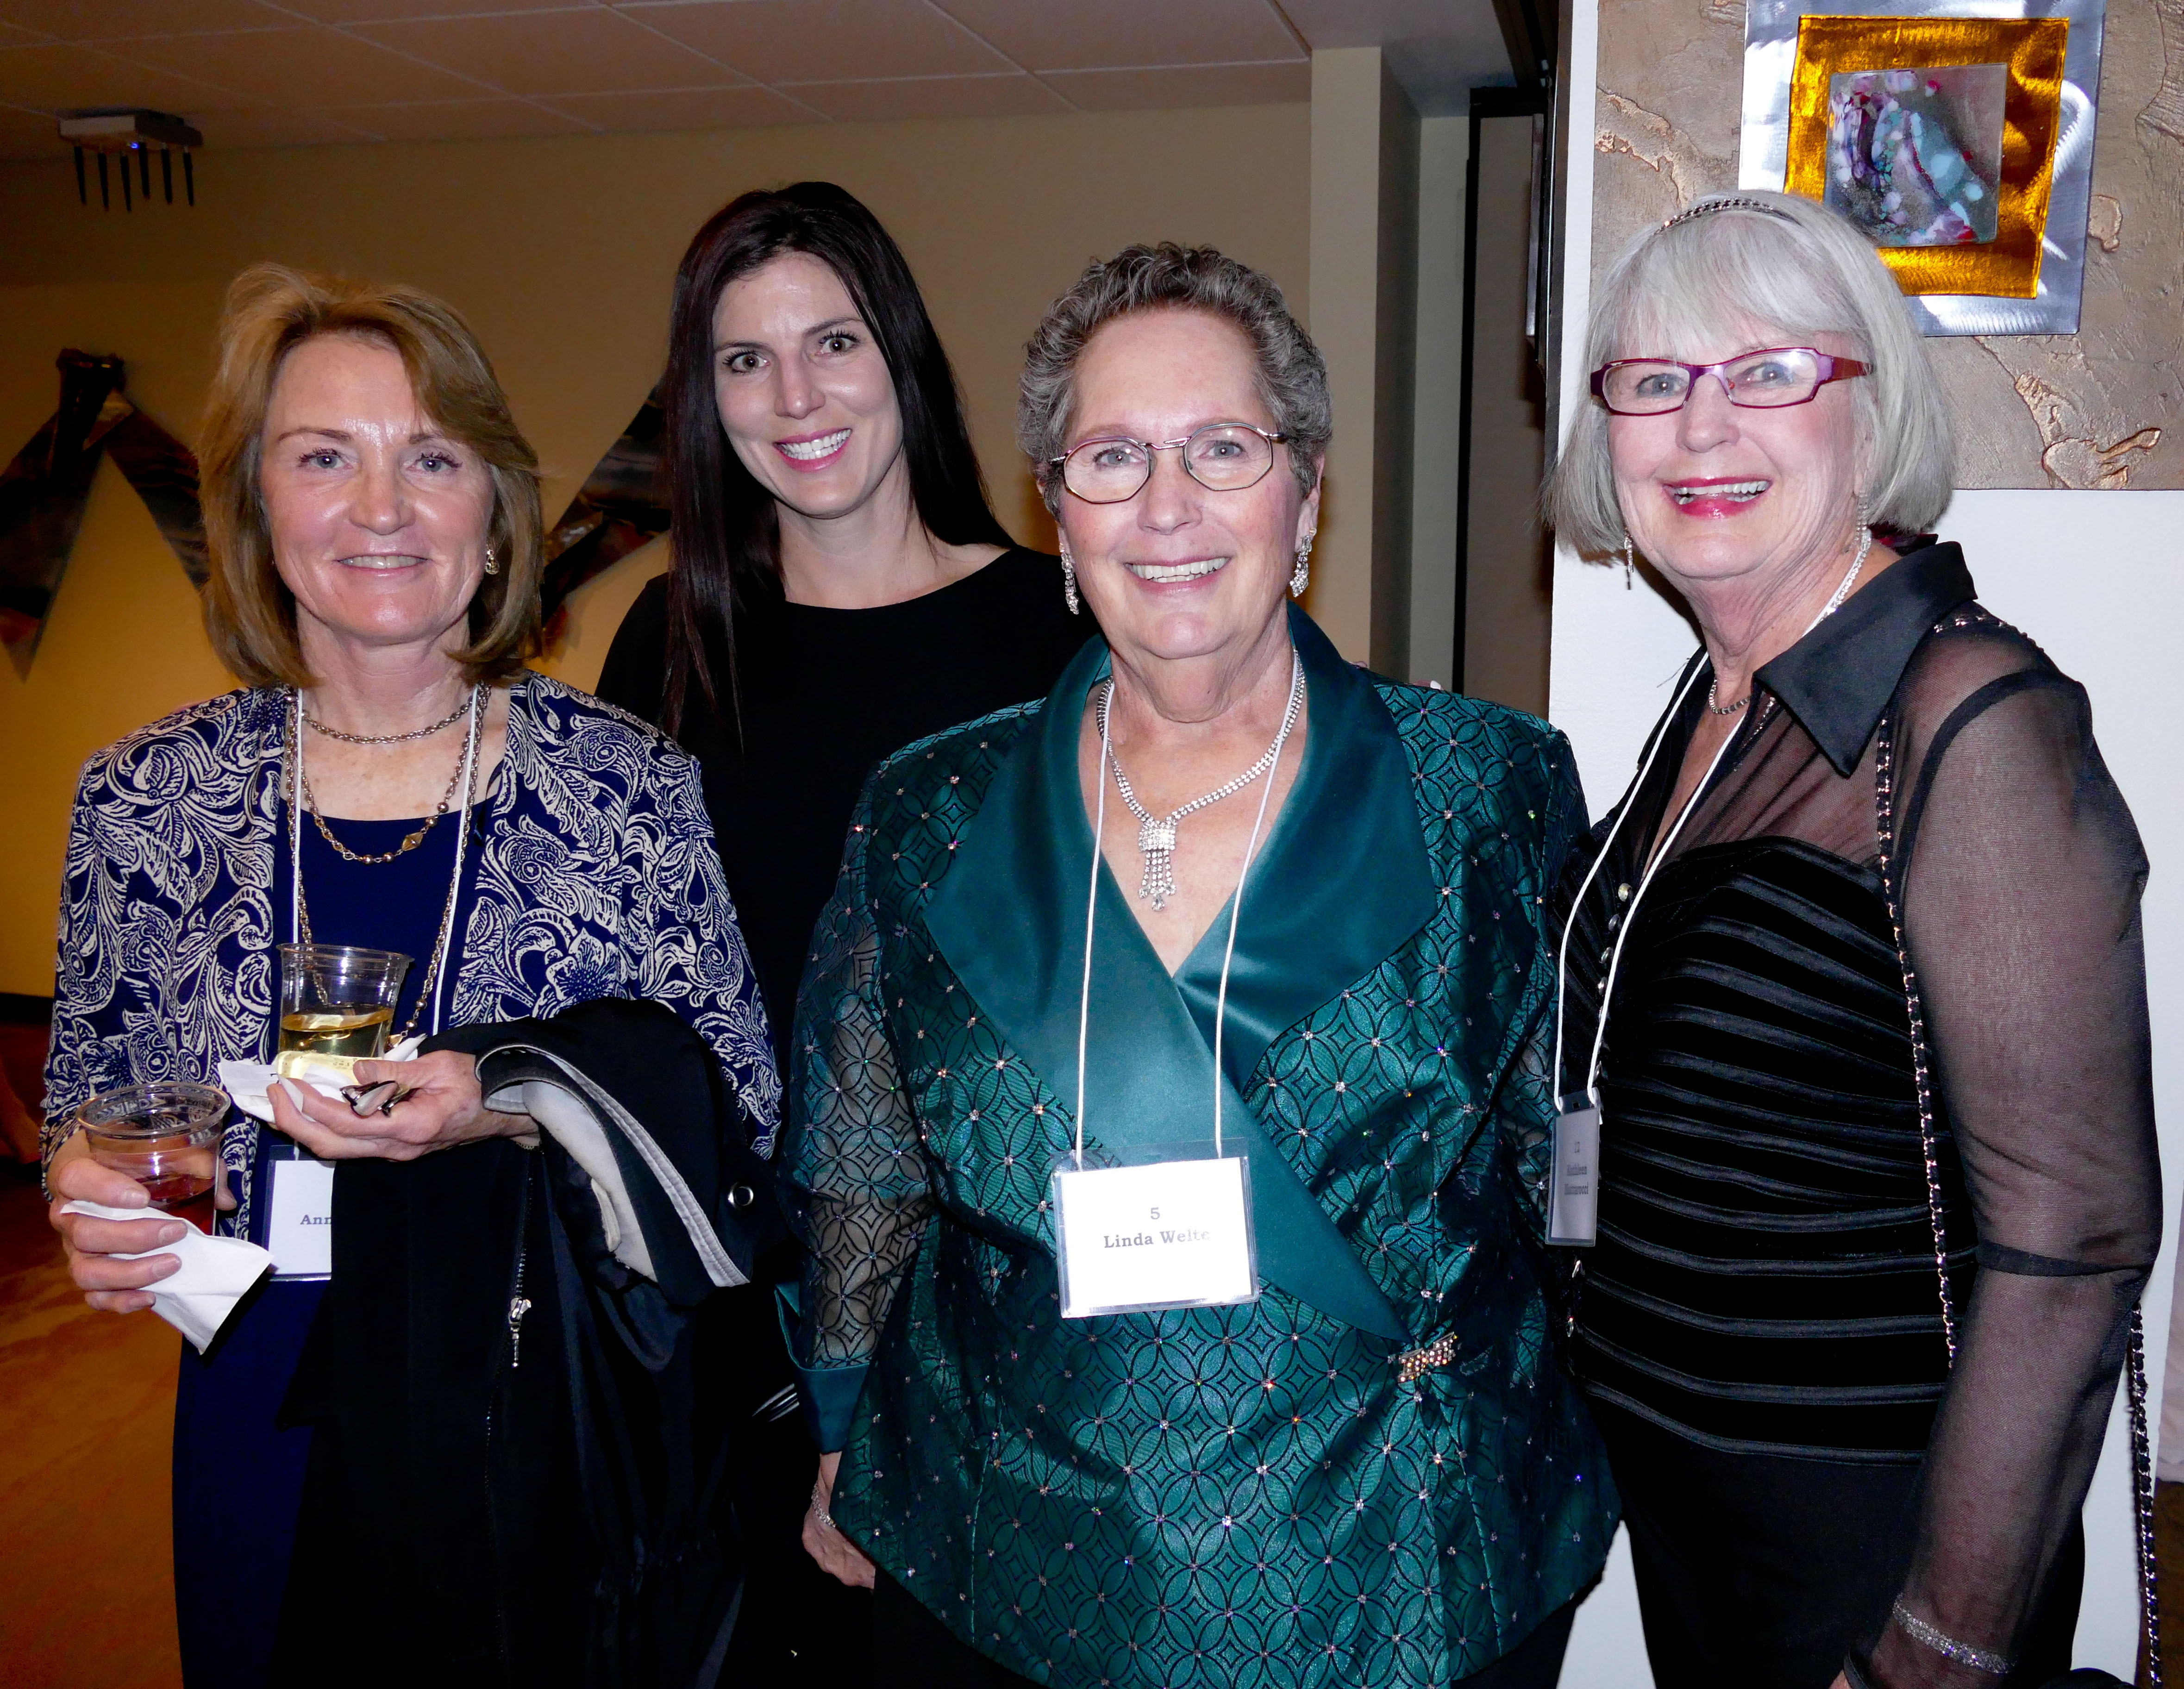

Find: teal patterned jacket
781;608;1616;1687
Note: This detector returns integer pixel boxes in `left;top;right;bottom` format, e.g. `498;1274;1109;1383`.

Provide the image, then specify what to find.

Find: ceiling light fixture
57;109;202;211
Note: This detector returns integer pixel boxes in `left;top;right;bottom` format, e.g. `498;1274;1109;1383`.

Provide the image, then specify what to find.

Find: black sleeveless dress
1552;544;2158;1689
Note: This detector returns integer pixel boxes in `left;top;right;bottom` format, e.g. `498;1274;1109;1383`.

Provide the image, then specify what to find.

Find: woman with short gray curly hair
1545;192;2157;1688
780;243;1616;1687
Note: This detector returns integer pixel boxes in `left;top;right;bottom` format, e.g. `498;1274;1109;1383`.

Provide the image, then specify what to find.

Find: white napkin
60;1200;274;1353
220;1035;421;1123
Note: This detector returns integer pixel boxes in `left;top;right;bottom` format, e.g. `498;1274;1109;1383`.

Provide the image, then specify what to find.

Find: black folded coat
275;997;778;1689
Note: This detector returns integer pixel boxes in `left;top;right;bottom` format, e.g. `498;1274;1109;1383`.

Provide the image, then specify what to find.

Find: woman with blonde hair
45;264;775;1688
1547;191;2158;1687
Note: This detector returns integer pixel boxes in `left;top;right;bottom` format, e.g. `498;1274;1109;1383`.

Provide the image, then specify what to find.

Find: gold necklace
299;686;481;864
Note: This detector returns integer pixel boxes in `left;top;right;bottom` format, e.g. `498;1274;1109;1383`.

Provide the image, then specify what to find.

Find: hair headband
1661;196;1797;229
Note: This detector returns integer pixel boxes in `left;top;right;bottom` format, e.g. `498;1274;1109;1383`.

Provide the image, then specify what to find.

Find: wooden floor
0;1160;182;1689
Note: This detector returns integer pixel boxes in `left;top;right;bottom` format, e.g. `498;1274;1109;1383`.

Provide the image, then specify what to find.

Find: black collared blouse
1554;541;2160;1674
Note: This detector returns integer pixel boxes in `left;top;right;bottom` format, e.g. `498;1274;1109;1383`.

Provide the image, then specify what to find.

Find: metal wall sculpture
0;351;207;676
1742;0;2108;335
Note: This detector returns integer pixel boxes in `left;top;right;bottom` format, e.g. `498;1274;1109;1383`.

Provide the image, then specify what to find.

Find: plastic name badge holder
1053;1142;1258;1319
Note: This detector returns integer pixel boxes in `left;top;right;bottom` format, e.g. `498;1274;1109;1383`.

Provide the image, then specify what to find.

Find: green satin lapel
923;619;1407;1343
1174;605;1440;1096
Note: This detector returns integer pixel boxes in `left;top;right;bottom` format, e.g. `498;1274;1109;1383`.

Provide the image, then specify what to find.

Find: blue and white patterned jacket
42;671;779;1236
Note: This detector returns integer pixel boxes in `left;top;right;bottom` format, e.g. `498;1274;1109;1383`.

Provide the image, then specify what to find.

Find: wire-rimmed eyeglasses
1590;347;1867;416
1051;422;1291;505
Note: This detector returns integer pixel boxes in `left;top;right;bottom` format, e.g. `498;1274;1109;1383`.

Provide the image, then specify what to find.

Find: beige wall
1461;113;1551;719
0;105;1308;999
1307;48;1418;675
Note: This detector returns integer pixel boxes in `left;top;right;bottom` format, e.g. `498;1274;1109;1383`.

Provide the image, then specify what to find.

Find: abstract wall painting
1741;0;2107;335
0;352;206;677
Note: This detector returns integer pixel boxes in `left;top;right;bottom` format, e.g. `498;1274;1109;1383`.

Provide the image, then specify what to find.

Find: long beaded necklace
1097;648;1306;912
287;686;482;1042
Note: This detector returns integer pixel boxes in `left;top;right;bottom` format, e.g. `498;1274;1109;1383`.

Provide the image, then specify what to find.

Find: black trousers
871;1570;1579;1689
1595;1399;2083;1689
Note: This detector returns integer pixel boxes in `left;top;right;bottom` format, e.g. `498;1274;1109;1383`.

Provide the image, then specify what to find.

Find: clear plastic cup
77;1082;229;1233
275;944;411;1061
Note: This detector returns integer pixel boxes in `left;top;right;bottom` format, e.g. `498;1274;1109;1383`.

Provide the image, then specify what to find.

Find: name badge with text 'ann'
266;1156;335;1280
1052;1154;1257;1319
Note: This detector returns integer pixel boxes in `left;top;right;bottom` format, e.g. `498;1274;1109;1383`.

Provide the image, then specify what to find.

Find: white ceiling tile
0;0;291;41
111;26;494;105
327;96;593;139
0;41;239;112
279;0;597;19
785;71;1069;122
624;0;1012;85
1042;61;1308;112
933;0;1300;73
192;106;382;146
0;103;54;156
540;81;816;130
350;9;733;96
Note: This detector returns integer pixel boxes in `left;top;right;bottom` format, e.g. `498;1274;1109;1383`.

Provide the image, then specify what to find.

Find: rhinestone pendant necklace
1098;649;1306;912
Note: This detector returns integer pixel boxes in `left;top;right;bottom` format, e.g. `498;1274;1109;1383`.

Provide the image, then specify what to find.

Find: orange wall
0;105;1309;998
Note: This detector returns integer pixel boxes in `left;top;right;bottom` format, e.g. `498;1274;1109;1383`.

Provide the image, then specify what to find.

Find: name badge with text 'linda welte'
1052;1154;1258;1319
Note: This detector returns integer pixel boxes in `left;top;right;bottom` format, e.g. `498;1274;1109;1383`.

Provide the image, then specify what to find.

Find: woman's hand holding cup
269;1050;529;1162
47;1132;235;1314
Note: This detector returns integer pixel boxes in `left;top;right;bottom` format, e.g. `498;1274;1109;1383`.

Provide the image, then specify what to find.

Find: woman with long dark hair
594;181;1089;1684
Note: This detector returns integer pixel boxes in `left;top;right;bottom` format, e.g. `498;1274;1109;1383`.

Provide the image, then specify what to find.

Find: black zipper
482;1157;532;1676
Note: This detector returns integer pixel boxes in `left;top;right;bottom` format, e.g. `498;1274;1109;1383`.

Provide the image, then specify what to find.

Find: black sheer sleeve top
1552;541;2160;1684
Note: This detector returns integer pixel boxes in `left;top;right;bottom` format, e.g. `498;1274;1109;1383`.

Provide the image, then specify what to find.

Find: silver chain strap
1872;710;1959;1359
1874;688;2160;1686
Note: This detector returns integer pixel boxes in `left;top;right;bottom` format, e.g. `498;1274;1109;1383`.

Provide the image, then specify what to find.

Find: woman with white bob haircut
1546;190;2159;1688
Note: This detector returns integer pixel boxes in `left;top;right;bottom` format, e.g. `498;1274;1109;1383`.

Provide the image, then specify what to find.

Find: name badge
266;1156;335;1280
1052;1155;1257;1319
1548;1102;1601;1247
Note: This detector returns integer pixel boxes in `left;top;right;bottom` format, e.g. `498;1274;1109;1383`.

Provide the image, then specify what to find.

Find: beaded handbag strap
1873;685;2161;1684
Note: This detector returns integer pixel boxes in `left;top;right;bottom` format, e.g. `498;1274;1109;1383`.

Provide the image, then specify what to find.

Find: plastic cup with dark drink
276;944;411;1061
76;1082;229;1234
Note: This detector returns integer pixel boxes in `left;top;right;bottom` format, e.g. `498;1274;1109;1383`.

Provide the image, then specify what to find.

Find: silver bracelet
810;1482;836;1534
1890;1600;2014;1676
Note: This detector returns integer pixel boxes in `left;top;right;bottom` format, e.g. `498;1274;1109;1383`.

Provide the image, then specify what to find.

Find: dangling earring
1290;533;1314;599
482;545;500;577
1621;536;1634;590
1059;548;1081;616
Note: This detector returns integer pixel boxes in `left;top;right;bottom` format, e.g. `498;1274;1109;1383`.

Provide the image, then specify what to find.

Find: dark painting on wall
0;350;206;677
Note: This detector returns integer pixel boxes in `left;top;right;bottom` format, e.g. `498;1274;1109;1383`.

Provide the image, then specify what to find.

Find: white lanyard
1071;652;1300;1168
1051;653;1301;1320
1551;657;1731;1111
1547;542;1874;1245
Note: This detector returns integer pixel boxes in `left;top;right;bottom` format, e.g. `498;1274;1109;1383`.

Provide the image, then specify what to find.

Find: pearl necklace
1705;525;1875;717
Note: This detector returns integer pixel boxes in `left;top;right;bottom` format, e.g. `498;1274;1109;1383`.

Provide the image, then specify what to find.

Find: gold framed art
1783;14;2067;297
